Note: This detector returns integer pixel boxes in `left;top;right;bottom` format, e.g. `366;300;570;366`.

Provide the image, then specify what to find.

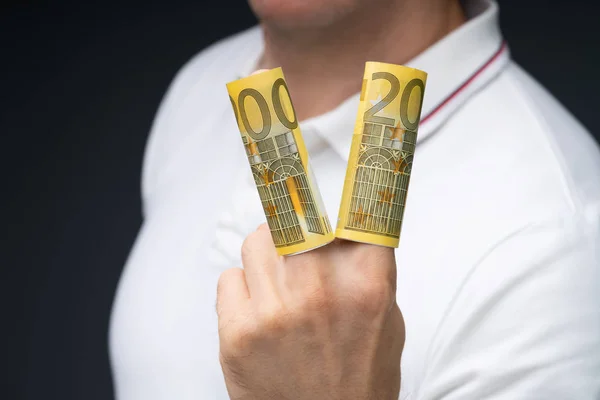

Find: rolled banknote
336;62;427;248
227;68;334;256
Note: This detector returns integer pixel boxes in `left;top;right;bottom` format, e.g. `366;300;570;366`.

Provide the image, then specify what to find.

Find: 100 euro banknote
227;68;334;256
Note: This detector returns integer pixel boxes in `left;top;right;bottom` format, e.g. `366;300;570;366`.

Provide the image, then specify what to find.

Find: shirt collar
238;0;510;160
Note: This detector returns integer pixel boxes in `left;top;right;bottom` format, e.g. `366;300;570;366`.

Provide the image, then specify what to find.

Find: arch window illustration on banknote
345;122;417;238
244;132;330;248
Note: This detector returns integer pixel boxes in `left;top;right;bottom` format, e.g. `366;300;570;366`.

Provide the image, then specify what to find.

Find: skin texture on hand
216;224;405;400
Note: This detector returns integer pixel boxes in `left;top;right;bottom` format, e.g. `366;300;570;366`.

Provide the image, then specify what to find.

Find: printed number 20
363;72;425;131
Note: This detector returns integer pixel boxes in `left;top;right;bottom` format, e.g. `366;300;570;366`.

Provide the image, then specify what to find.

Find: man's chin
249;0;360;30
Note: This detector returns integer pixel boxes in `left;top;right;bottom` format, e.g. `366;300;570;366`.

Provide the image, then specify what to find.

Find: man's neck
257;0;466;121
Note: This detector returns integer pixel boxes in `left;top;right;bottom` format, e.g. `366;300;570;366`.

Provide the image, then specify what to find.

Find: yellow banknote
336;62;427;248
227;68;334;256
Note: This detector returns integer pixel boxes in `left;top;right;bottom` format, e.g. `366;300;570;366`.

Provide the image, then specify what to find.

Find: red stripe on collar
421;41;508;125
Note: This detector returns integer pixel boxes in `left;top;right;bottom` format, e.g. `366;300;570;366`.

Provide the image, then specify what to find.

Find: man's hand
216;224;405;400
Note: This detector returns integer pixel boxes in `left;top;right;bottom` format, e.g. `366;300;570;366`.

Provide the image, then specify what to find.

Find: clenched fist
216;224;405;400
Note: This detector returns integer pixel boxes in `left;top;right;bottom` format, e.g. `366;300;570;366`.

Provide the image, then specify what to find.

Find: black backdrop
2;0;599;399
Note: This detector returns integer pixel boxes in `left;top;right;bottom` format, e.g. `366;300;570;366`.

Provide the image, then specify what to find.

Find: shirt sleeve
416;211;600;399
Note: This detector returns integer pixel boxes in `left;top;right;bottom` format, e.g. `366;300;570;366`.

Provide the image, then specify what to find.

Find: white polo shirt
109;0;600;398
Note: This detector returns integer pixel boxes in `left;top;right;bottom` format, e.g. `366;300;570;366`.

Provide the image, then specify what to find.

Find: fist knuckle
217;268;240;291
301;284;332;313
353;279;394;317
221;322;259;356
257;305;288;336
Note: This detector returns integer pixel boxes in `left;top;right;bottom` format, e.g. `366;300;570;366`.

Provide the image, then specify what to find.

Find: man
110;0;600;398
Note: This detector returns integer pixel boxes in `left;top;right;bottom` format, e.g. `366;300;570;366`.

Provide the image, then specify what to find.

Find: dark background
2;0;599;399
